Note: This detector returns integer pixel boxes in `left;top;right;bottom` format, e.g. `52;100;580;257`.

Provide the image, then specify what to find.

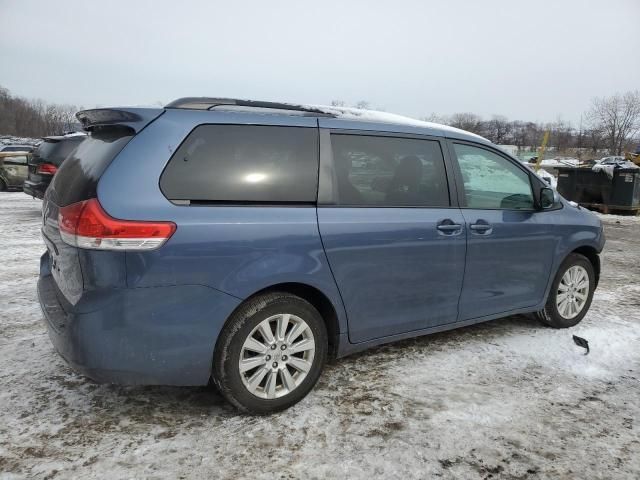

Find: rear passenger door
317;127;466;344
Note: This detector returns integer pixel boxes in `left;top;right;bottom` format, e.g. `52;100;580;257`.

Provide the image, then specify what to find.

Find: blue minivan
38;98;605;413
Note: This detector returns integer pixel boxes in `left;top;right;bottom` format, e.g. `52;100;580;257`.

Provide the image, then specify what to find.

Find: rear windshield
48;128;133;206
2;145;33;152
32;137;85;166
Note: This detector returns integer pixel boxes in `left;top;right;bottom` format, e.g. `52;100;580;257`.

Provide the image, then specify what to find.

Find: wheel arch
571;245;601;287
225;282;342;359
541;243;601;310
537;245;599;328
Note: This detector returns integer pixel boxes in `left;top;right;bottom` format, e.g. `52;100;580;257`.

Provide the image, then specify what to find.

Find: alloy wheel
556;265;589;320
239;313;316;399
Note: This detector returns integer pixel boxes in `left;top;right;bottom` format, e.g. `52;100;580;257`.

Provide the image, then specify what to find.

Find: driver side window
454;143;534;210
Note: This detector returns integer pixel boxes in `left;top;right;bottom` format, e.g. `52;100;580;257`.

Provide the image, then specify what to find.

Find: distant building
497;144;518;156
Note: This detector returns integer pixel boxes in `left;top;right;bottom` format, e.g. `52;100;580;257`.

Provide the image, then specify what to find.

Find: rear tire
212;292;327;414
536;253;595;328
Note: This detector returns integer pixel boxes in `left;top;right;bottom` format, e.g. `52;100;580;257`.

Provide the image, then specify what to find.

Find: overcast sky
1;0;638;124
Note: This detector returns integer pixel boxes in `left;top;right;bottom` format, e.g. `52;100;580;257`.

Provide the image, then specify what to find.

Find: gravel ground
1;192;639;480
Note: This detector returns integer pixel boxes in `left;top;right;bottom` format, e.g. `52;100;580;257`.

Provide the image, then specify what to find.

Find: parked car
38;98;605;413
23;133;85;199
0;144;35;153
0;151;29;191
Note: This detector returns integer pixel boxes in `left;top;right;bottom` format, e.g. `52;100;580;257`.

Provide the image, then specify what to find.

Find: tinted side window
453;143;534;210
330;134;449;207
160;125;318;203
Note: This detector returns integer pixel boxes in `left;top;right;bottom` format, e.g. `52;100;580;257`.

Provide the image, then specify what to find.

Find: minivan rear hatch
42;107;163;305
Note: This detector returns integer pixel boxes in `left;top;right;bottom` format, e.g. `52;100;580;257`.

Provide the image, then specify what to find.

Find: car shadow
334;313;541;364
56;380;225;425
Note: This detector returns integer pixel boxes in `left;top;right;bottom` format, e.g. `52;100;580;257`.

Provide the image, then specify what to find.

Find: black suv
23;134;85;199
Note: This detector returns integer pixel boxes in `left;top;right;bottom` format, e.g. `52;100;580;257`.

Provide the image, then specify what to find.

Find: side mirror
539;187;555;209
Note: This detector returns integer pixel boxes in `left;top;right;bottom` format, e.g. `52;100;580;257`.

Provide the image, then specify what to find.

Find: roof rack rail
165;97;334;116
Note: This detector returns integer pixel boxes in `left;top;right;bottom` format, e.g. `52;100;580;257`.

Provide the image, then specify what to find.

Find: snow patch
304;104;490;142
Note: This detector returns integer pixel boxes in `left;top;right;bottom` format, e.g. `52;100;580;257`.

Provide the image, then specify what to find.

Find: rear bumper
23;180;47;199
38;254;241;385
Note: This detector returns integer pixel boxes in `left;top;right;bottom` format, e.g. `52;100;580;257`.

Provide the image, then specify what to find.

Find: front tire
0;179;6;191
212;292;327;414
536;253;595;328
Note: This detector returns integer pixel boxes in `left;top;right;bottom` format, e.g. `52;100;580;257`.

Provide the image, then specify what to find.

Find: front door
317;130;466;343
449;141;555;320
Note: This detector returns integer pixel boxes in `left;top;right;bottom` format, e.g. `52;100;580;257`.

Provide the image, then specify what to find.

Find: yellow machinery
624;150;640;166
533;131;550;172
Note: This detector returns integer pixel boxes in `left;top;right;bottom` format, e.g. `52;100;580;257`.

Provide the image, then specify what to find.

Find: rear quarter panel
97;109;349;334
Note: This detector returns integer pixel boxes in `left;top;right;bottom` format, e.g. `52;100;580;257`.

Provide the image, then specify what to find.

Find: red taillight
58;199;176;251
36;163;58;175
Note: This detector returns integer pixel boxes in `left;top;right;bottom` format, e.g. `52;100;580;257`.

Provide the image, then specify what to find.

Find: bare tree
417;110;615;155
511;121;530;149
421;113;447;124
448;112;483;134
58;104;80;132
585;128;604;154
586;90;640;155
548;118;574;153
486;115;511;144
330;100;346;107
0;85;80;137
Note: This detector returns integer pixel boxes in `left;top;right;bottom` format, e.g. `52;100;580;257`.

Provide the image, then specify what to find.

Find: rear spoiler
76;108;164;133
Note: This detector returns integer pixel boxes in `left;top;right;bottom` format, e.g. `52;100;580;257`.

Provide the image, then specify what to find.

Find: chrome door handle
437;224;462;232
436;220;463;235
469;223;492;234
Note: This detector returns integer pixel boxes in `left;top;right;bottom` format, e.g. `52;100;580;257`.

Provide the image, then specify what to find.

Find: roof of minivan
164;97;491;144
